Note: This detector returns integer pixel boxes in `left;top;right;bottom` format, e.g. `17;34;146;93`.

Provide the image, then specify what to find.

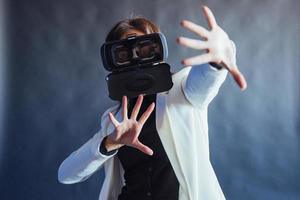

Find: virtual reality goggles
101;33;173;101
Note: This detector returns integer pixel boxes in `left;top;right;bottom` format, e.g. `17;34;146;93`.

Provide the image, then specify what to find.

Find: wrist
105;136;123;152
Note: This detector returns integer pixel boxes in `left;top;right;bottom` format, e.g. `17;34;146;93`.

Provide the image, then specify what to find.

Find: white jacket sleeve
182;63;227;109
57;131;117;184
57;108;119;184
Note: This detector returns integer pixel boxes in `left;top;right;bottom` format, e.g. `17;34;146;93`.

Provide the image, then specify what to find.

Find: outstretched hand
177;5;247;91
107;95;155;156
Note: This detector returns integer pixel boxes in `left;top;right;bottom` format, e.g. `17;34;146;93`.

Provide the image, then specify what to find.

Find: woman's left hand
177;5;247;91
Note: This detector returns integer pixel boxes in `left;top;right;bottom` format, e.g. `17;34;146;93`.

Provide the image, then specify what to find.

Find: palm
115;120;141;144
108;95;155;155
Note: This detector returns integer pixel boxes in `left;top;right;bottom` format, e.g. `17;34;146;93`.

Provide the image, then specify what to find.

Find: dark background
0;0;299;199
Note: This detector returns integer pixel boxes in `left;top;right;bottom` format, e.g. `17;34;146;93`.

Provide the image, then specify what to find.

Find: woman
58;6;246;200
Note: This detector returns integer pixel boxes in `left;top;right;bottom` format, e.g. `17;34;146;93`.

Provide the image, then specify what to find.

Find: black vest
117;94;179;200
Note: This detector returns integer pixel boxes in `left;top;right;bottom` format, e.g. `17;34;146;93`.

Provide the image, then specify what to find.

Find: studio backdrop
0;0;299;199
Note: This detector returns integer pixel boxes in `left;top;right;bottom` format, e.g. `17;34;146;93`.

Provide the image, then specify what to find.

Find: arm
182;63;227;109
57;130;118;184
58;95;155;184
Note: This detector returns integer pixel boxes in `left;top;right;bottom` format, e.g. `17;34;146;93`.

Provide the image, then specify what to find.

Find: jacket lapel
156;92;190;200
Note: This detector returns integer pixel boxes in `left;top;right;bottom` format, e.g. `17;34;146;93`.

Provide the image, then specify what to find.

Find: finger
180;20;209;39
108;112;120;127
202;5;217;30
130;94;143;120
176;37;208;50
229;68;247;91
138;102;155;125
122;96;128;120
134;140;153;156
182;53;212;66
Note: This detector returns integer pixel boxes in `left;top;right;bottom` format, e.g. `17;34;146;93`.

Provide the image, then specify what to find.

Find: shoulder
171;66;191;84
162;66;191;96
159;67;192;105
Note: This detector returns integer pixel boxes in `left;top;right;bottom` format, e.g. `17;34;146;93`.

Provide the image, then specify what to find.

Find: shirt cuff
89;133;118;159
99;136;118;156
209;62;223;70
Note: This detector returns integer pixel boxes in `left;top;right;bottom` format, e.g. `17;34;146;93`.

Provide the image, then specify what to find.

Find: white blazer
58;64;228;200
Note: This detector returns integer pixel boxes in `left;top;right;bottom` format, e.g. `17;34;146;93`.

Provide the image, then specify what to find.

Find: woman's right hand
105;95;155;156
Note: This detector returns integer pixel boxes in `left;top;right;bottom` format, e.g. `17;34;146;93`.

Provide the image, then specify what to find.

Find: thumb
230;68;247;91
220;61;247;91
133;140;154;156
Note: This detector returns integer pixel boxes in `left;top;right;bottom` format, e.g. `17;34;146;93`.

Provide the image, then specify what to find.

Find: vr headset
101;33;173;101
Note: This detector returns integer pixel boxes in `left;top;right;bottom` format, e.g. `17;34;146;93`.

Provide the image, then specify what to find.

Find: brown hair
105;17;160;42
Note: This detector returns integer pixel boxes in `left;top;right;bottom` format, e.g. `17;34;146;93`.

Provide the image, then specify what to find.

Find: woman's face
120;29;145;40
